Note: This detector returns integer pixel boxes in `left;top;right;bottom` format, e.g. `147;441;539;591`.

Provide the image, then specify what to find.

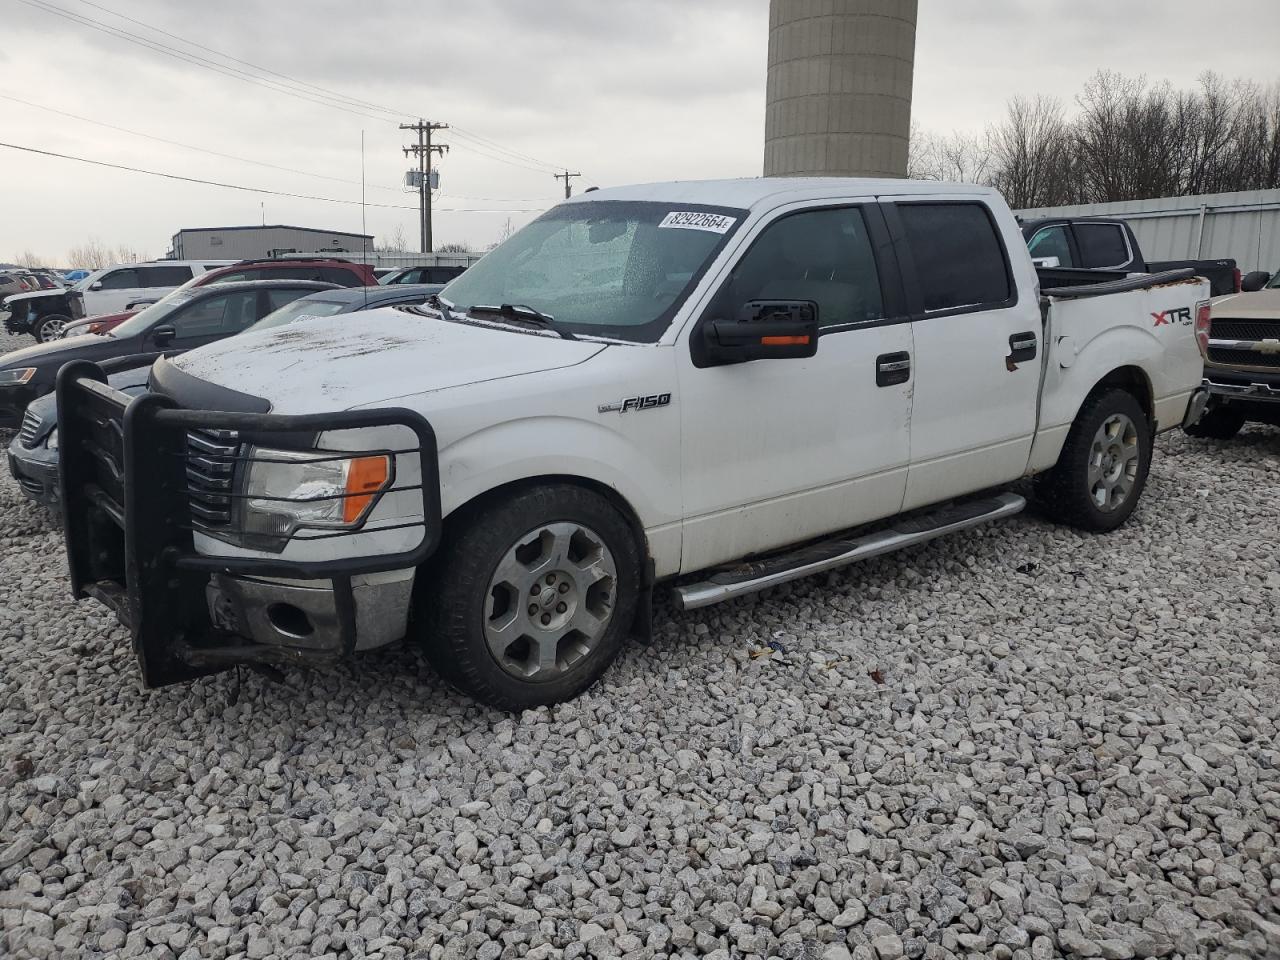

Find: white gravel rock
0;324;1278;958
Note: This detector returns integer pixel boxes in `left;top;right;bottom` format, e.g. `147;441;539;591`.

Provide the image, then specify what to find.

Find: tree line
910;71;1280;209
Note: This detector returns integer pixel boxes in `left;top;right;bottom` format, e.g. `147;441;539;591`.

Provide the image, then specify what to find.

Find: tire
1182;405;1245;440
419;484;642;710
34;314;70;343
1036;388;1153;533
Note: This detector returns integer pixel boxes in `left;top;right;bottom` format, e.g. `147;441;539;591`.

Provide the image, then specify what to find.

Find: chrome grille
18;409;42;448
185;429;240;527
1210;318;1280;341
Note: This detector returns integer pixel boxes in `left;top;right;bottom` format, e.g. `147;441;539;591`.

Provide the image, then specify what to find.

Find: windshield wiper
467;303;579;340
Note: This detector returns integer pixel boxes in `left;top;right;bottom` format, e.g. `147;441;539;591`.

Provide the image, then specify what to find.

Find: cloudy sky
3;0;1277;264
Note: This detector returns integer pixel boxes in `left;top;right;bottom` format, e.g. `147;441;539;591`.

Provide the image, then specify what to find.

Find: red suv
60;257;377;337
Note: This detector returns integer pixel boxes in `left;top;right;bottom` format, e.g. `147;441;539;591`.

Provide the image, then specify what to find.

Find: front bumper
7;439;60;510
207;569;414;654
1203;377;1280;403
56;360;440;687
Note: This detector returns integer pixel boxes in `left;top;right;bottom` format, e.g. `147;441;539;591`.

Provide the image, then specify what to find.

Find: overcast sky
3;0;1278;264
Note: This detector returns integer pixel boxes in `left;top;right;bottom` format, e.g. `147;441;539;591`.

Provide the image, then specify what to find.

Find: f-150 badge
599;393;672;414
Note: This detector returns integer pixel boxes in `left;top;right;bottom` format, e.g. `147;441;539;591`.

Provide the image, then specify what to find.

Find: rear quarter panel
1030;277;1209;472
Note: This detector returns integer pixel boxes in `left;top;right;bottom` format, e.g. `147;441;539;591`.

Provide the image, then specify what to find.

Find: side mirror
151;325;176;346
1241;270;1271;293
89;281;103;291
696;300;819;367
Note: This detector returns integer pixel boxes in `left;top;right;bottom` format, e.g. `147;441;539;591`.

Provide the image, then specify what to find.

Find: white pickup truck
57;178;1210;708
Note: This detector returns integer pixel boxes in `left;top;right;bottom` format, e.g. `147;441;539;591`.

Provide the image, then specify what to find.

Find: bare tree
436;242;473;254
986;96;1075;208
917;70;1280;209
65;238;112;269
375;224;410;253
12;250;46;268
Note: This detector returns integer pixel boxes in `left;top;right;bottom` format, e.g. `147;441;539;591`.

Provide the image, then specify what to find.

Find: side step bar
672;492;1026;611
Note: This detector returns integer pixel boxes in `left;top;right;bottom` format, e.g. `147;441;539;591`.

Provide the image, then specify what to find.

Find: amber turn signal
343;455;391;523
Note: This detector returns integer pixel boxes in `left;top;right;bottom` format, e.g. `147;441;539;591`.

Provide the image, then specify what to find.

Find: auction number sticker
659;211;737;234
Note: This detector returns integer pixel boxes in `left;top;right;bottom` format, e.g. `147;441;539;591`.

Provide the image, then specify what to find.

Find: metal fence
1016;189;1280;274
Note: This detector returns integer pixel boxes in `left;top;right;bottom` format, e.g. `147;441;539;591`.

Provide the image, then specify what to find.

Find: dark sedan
0;279;336;427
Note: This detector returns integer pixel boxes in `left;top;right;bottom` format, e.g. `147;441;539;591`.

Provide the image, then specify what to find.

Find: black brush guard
56;360;441;687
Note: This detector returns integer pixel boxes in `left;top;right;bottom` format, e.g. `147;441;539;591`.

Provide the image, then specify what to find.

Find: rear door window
895;202;1013;314
139;265;194;287
170;291;260;341
320;267;362;287
1073;223;1131;269
99;269;141;290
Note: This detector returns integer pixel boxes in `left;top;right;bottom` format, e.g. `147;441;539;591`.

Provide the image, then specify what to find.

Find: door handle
876;351;911;387
1008;332;1037;363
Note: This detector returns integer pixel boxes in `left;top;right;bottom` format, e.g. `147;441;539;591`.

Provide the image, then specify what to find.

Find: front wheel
1183;405;1245;440
34;314;70;343
1036;388;1152;532
419;485;641;710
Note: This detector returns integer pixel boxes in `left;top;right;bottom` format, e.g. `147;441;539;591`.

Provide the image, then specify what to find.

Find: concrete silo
764;0;918;178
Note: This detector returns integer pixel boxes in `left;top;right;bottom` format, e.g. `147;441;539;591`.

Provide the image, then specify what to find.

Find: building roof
172;224;374;239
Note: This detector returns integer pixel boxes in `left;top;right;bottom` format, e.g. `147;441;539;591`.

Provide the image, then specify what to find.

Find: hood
1211;289;1280;318
0;333;110;368
170;307;608;414
3;289;66;306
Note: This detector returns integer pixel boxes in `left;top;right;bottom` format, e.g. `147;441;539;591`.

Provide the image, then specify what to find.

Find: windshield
439;200;746;342
1266;272;1280;289
108;292;196;338
248;298;349;332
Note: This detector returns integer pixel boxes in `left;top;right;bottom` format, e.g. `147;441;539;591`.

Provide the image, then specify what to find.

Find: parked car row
5;282;443;506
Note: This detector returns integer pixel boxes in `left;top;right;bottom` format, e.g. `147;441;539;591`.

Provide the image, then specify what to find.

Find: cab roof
562;177;1001;212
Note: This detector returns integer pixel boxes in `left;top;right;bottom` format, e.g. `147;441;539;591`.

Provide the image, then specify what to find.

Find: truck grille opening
1207;347;1280;369
185;429;240;528
18;409;42;448
1210;318;1280;341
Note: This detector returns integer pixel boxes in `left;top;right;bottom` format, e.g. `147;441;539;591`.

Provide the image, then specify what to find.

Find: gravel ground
1;327;1278;960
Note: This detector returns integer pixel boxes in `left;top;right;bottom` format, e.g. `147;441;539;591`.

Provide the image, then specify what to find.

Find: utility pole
553;170;582;199
401;120;449;253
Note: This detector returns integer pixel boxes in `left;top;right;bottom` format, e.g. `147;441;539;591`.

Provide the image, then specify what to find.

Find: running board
672;492;1026;611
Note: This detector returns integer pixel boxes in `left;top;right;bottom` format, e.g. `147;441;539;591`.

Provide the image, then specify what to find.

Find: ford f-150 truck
56;179;1210;709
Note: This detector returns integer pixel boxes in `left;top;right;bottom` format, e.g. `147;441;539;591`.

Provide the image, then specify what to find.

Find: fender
438;416;682;577
1029;326;1162;473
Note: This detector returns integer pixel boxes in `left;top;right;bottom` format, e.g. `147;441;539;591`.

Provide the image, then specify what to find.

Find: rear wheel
420;485;641;710
34;314;70;343
1183;405;1245;440
1036;388;1152;532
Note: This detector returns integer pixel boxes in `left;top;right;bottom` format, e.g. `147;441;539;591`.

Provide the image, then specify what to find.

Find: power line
0;92;562;205
46;0;586;177
17;0;399;124
22;0;591;184
0;140;550;213
73;0;407;121
0;92;404;193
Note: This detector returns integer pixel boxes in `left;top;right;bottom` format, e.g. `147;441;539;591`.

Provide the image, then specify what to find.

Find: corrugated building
169;225;375;261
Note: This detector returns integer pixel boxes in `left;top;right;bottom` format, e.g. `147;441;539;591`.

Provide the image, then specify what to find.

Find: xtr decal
598;393;672;414
1152;307;1192;327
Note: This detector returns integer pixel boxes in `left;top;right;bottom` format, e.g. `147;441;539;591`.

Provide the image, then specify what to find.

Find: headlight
46;428;58;450
242;447;391;543
0;368;36;386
